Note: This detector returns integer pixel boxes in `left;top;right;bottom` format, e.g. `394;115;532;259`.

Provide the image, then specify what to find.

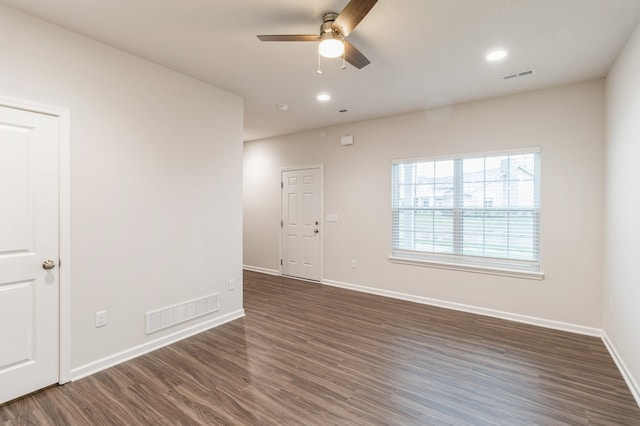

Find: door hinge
281;220;283;227
281;182;283;189
280;259;283;266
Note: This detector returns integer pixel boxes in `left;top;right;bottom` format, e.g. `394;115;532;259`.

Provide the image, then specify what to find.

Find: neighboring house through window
391;149;542;278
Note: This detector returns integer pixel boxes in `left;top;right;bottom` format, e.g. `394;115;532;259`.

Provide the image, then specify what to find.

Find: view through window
392;149;540;272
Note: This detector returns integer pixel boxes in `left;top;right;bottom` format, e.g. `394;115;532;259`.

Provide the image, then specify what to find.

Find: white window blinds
391;149;541;273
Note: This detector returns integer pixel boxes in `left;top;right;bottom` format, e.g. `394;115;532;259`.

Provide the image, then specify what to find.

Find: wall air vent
145;293;219;334
502;68;537;81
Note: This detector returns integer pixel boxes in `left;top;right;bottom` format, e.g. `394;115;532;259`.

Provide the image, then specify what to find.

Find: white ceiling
2;0;640;141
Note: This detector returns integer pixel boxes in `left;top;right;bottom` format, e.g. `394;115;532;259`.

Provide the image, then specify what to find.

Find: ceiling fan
257;0;379;70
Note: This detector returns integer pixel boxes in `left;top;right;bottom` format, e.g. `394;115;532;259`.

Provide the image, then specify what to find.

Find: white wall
0;6;244;371
244;80;605;329
604;21;640;400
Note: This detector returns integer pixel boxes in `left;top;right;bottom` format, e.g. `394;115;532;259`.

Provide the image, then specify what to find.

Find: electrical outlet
351;259;357;268
229;279;236;291
95;310;107;328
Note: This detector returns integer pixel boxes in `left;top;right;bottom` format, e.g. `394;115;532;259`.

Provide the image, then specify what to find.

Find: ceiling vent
502;68;536;81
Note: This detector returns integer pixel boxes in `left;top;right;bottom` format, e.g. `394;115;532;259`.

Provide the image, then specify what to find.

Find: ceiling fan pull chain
317;49;323;74
341;51;347;70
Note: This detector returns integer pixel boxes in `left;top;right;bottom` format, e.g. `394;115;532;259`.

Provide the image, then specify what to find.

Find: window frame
390;148;544;280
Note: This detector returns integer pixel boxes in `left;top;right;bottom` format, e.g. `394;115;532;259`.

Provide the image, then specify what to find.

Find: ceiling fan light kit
319;33;344;58
318;12;344;59
257;0;378;70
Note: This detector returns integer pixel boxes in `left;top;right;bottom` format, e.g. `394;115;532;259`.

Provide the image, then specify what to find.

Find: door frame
280;165;324;281
0;95;71;384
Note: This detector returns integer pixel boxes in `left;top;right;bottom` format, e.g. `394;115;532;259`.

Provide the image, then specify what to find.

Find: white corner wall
604;21;640;401
0;5;244;373
244;80;605;329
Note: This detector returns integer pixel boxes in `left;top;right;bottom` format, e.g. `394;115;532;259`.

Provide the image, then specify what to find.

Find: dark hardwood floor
2;270;639;425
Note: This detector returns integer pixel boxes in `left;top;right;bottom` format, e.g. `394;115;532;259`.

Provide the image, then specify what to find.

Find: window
391;149;541;277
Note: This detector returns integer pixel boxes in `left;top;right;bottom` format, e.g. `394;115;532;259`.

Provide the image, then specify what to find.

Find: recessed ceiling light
317;93;331;102
277;103;289;111
486;49;507;62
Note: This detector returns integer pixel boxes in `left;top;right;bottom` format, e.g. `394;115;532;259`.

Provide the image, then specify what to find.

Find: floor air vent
145;293;219;334
502;68;536;81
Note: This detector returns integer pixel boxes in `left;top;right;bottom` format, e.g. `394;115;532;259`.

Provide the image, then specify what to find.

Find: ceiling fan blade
333;0;378;37
344;40;370;69
257;35;318;42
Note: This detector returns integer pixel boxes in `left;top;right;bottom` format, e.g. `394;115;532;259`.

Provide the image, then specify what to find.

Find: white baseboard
71;309;245;381
601;331;640;407
243;265;279;276
321;278;601;337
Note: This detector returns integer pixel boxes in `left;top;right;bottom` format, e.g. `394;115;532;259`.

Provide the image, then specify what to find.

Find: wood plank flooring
2;270;639;425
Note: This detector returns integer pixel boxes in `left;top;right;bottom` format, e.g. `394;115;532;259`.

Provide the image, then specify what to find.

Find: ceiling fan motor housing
321;12;340;36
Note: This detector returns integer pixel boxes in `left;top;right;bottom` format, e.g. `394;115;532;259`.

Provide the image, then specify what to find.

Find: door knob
42;260;56;270
314;229;319;234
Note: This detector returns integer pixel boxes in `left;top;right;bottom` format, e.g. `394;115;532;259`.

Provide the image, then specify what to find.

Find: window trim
391;147;543;279
388;253;545;280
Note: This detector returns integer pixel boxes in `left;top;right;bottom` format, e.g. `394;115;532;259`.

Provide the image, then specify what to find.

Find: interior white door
281;168;321;281
0;105;59;404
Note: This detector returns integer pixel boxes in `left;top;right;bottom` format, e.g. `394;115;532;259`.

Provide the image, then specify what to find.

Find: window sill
388;256;545;280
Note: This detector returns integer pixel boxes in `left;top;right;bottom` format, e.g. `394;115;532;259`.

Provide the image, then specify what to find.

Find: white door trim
280;165;323;281
0;95;71;384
